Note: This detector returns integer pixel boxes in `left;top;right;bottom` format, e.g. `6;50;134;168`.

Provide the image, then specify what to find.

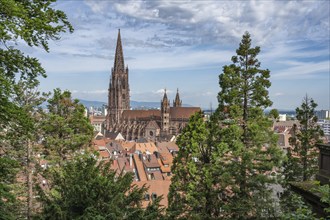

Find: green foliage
269;109;280;120
0;0;73;129
280;98;323;218
0;0;72;217
214;31;283;218
281;193;318;220
169;32;283;219
168;111;221;219
287;95;323;182
36;155;164;220
0;157;19;220
41;89;94;164
315;184;330;216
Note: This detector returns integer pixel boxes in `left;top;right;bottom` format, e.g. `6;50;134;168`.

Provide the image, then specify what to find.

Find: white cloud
272;61;329;79
274;92;284;97
38;0;329;109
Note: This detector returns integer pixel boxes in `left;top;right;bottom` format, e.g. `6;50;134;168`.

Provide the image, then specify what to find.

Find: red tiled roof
93;139;106;147
133;142;158;154
134;180;171;207
157;158;171;173
121;141;135;151
144;154;160;168
159;153;173;166
169;107;200;119
122;110;161;119
133;154;148;181
99;150;110;159
89;115;106;123
157;141;179;152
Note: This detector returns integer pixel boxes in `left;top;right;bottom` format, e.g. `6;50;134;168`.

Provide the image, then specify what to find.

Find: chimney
129;154;133;167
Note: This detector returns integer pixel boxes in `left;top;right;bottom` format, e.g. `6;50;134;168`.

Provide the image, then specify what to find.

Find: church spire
114;29;125;73
162;88;168;102
173;88;182;107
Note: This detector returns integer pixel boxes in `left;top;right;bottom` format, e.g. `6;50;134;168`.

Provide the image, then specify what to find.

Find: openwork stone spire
113;29;125;73
107;29;130;130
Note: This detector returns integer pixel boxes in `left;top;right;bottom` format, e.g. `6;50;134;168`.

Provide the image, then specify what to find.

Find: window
145;194;150;201
149;131;154;136
151;193;157;201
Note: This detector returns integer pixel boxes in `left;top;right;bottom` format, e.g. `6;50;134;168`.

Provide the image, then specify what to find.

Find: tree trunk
27;140;33;220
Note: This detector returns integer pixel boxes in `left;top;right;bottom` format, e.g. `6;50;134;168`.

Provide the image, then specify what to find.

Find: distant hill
78;99;192;109
78;100;106;108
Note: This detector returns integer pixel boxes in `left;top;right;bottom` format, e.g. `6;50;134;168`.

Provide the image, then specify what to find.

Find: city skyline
22;0;329;110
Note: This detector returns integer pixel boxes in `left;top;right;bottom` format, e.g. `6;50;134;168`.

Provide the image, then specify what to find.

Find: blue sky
30;0;329;110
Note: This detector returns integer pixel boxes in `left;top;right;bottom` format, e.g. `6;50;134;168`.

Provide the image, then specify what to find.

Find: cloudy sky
31;0;329;110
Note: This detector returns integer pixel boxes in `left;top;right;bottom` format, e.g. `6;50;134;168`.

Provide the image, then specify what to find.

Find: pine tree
287;95;323;181
168;32;283;219
214;31;283;218
280;96;324;216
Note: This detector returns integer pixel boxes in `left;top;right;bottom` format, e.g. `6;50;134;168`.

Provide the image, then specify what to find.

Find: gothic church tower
161;89;170;133
106;29;130;130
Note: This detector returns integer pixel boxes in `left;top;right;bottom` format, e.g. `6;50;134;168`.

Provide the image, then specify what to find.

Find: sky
29;0;329;110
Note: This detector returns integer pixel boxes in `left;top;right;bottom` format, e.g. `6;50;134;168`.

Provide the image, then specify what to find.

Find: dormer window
145;194;150;201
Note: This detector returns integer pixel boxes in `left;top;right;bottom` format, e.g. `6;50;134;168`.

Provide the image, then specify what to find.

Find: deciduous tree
41;89;93;165
0;0;72;218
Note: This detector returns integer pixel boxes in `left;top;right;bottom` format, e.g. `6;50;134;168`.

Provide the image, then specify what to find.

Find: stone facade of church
106;30;200;141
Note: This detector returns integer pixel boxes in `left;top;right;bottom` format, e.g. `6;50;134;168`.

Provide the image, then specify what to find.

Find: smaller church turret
161;89;170;133
173;88;182;107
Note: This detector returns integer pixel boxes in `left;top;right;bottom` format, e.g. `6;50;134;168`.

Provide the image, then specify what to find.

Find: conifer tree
280;96;324;220
214;31;283;218
168;111;221;219
287;95;323;181
168;32;283;219
36;155;164;219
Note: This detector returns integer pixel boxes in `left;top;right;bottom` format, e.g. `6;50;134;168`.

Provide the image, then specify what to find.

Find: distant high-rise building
105;30;200;141
316;110;330;120
317;119;330;142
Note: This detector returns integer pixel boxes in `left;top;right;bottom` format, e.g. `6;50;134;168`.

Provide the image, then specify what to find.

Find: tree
280;96;324;217
41;89;94;165
36;155;164;220
269;108;280;121
0;0;72;218
168;32;283;219
213;31;283;218
0;157;19;220
168;111;221;219
287;95;323;181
